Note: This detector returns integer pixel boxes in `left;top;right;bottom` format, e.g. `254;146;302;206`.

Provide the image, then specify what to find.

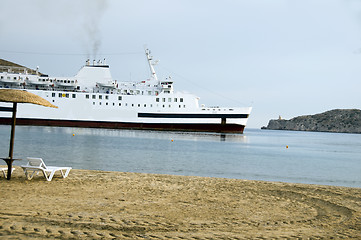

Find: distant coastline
262;109;361;134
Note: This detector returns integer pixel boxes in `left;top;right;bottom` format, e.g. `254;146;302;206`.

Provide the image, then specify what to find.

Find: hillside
0;58;41;75
262;109;361;133
0;59;24;68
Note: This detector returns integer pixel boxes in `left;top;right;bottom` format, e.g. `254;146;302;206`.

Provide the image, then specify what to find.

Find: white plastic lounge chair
1;167;15;178
21;157;72;181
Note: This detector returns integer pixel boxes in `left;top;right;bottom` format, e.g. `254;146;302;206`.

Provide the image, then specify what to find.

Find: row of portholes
92;102;186;108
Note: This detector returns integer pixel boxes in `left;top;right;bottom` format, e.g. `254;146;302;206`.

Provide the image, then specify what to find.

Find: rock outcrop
262;109;361;133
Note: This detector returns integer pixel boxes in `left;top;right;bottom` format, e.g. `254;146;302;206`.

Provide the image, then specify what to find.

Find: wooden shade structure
0;89;57;180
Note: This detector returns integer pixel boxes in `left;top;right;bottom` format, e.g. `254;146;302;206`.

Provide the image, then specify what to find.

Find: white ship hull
0;90;251;132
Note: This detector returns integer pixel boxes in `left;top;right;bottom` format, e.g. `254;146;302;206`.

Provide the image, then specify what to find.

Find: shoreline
1;168;361;239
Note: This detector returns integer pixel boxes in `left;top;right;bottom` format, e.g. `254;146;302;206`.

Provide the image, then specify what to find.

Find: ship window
99;95;102;99
113;103;115;106
162;98;165;102
169;105;171;108
125;103;128;106
86;94;89;99
92;95;96;99
179;105;181;108
162;105;165;108
144;104;146;107
138;104;140;107
119;103;121;106
118;96;122;101
99;102;102;105
150;104;153;107
72;94;76;98
168;98;171;102
105;95;109;100
183;105;186;108
156;98;159;102
180;98;184;102
93;102;95;105
58;93;62;97
106;102;108;105
148;91;151;95
174;98;177;102
132;104;134;107
52;93;55;97
65;94;69;98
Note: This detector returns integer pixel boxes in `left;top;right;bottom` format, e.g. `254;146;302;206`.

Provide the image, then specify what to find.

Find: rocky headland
262;109;361;133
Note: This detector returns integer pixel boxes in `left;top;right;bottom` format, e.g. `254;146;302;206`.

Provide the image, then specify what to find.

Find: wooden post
7;102;17;180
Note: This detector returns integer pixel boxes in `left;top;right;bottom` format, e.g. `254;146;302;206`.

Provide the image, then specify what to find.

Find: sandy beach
0;167;360;239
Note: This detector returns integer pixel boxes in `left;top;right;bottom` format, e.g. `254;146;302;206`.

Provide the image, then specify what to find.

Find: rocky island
262;109;361;133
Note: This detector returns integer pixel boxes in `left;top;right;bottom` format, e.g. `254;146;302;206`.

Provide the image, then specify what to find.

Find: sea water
0;125;360;188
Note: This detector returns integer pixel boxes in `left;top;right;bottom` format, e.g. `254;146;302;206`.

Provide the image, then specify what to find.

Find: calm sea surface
1;125;360;188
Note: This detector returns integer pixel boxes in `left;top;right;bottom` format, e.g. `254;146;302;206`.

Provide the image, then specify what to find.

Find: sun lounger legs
23;167;71;181
1;167;15;178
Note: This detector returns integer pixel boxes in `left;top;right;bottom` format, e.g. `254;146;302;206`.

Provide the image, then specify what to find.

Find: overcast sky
1;0;361;128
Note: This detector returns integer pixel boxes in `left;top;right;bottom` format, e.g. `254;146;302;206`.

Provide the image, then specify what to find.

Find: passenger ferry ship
0;49;252;133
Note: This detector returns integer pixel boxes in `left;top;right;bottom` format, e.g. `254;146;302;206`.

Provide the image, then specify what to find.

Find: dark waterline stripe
0;107;13;112
138;113;249;118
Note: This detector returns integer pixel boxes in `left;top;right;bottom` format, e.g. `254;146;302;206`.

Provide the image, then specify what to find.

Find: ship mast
145;49;159;82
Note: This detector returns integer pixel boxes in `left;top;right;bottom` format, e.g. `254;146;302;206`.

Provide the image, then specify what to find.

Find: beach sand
0;167;360;239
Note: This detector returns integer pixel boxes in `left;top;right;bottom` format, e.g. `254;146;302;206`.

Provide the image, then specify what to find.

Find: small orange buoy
73;134;75;136
171;139;174;142
286;145;288;149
